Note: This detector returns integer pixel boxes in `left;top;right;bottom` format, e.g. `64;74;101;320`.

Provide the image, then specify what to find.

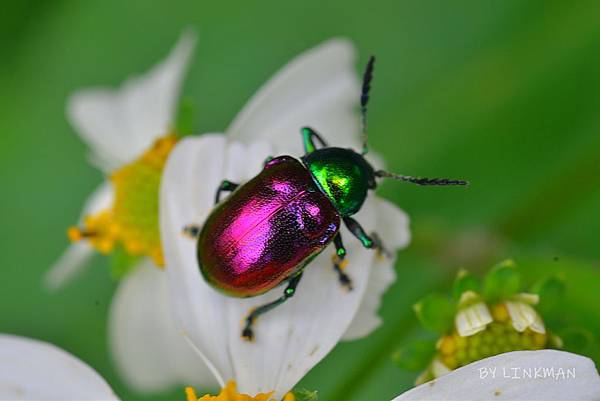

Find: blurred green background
1;1;599;400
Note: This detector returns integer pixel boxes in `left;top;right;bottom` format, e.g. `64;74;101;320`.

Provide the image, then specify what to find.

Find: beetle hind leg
332;234;353;291
215;180;239;204
242;272;303;341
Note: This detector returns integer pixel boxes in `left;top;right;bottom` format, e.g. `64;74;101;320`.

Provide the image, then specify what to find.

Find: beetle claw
241;312;257;342
332;255;354;291
241;327;255;342
182;224;201;239
337;270;354;291
341;276;354;291
371;232;391;259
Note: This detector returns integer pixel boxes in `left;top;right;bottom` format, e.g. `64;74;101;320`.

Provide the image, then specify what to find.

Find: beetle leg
301;127;328;154
215;180;239;204
332;234;353;290
263;156;274;167
242;272;304;341
343;216;391;259
182;224;201;239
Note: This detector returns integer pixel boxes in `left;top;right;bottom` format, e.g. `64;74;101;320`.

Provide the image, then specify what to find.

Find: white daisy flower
161;39;410;399
455;290;493;337
0;334;118;400
392;350;600;401
45;31;218;393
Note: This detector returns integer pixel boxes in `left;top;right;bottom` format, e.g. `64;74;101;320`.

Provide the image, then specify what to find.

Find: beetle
185;57;468;341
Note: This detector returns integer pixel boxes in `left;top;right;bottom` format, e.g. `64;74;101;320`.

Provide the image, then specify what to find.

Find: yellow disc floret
185;381;295;401
437;322;548;371
68;135;178;267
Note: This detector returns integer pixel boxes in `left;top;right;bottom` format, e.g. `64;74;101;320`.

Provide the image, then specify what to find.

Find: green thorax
301;147;376;216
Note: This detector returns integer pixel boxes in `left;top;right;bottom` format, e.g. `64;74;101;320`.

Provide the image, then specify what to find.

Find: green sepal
413;294;456;334
483;259;520;302
392;339;437;372
530;275;566;317
174;97;197;137
109;245;141;279
452;269;480;301
292;388;319;401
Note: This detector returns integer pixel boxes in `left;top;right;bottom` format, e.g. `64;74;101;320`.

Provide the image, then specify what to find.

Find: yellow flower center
185;381;295;401
68;135;178;266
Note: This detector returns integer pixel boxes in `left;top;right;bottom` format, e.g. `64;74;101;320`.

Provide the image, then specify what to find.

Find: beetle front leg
332;234;353;290
263;156;274;167
215;180;239;204
343;216;390;258
242;272;303;341
301;127;328;154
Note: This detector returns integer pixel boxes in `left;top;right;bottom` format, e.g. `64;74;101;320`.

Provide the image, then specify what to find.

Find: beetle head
301;147;376;217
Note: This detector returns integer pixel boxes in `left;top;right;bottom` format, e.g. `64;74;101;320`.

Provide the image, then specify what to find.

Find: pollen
68;135;178;266
491;303;509;322
67;210;118;254
185;381;294;401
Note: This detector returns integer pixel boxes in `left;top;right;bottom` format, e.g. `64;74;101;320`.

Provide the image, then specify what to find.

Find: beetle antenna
374;170;469;186
360;55;375;155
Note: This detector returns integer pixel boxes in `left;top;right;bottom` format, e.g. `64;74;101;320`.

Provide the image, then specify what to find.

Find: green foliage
109;246;141;279
531;275;566;317
482;260;520;302
174;97;197;137
559;328;600;362
413;294;455;335
391;339;436;372
293;388;319;401
561;328;594;351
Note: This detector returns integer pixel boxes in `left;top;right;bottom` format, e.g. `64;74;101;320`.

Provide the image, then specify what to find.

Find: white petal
431;358;452;378
161;135;384;398
0;334;118;400
68;30;196;172
515;292;540;305
45;242;95;291
79;181;115;216
342;198;410;340
109;259;218;394
506;301;546;334
392;350;600;401
455;293;493;337
227;38;361;156
161;134;261;389
45;181;114;290
80;181;115;216
370;198;412;251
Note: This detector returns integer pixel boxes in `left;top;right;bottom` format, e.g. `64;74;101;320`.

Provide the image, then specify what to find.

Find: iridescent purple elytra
198;156;340;297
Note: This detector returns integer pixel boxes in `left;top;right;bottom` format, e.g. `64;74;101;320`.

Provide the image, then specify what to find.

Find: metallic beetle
186;57;468;340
